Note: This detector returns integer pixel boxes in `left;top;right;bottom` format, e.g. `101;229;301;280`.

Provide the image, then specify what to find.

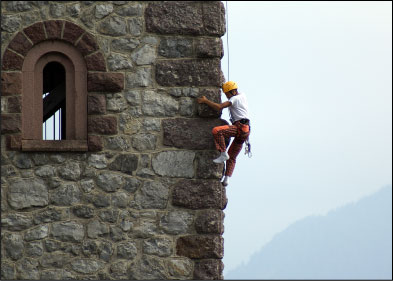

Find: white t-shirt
229;92;249;123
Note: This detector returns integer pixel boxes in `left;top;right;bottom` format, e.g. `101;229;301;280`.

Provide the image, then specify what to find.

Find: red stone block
1;72;22;95
176;235;224;259
7;96;22;113
8;32;33;56
85;52;106;71
6;134;22;150
88;116;118;135
76;33;99;56
88;94;106;114
2;50;24;71
23;22;46;44
193;259;224;280
87;73;124;92
62;21;85;45
1;114;21;134
44;20;64;39
88;135;103;151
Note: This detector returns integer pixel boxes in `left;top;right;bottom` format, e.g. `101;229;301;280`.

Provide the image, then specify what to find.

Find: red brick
87;73;124;92
44;20;63;39
2;49;24;71
85;52;106;71
62;21;85;45
88;116;117;135
8;32;33;56
176;235;224;259
23;22;46;44
7;96;22;113
76;33;99;56
88;135;103;151
1;72;22;95
88;94;106;114
1;114;21;134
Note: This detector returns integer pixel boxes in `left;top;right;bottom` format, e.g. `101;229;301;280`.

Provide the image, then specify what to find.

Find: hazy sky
220;1;392;275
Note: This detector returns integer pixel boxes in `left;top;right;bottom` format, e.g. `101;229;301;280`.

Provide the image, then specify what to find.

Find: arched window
21;41;87;151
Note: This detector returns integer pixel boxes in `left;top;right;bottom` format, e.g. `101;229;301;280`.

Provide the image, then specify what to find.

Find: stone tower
1;1;228;279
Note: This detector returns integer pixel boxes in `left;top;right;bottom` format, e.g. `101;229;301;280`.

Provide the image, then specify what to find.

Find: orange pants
212;122;250;176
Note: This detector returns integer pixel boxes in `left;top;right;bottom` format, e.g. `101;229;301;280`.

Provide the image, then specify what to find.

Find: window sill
21;140;88;152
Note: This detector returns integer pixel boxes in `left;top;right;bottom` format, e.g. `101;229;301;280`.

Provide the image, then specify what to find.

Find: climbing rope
226;1;230;81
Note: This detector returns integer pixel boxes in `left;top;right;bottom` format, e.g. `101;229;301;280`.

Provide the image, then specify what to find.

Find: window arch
21;40;87;151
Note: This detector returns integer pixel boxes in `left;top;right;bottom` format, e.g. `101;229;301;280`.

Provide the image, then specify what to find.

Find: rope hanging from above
226;1;230;81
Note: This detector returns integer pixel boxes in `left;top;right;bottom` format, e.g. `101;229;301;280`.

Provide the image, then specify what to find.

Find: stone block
107;53;133;71
198;88;222;118
172;179;227;210
141;90;178;117
8;178;48;210
23;22;46;44
24;225;49;241
71;259;105;274
117;241;138;259
1;213;33;231
62;21;85;44
158;38;193;58
128;255;167;280
176;235;224;259
145;2;203;35
131;44;156;65
98;16;127;36
88;116;118;135
202;2;226;36
195;209;224;234
156;59;221;87
166;258;194;279
7;96;22;113
50;183;81;206
2;49;24;70
108;154;138;175
159;210;194;235
3;232;24;260
88;135;103;151
143;237;173;257
51;221;84;242
162;118;227;150
85;52;106;71
193;259;224;280
133;181;169;209
76;32;99;56
1;72;22;96
8;32;32;56
44;20;64;39
87;73;124;92
88;94;106;114
152;151;195;178
196;150;224;179
195;37;223;58
96;172;125;192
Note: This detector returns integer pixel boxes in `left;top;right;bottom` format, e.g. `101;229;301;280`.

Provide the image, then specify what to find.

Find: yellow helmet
222;81;238;93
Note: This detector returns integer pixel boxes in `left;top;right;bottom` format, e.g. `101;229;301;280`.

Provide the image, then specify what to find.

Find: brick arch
2;20;106;72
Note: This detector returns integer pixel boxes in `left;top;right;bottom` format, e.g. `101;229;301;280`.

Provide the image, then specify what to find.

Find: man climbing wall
197;81;250;186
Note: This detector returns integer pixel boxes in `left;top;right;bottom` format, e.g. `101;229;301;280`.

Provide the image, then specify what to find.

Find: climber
197;81;250;186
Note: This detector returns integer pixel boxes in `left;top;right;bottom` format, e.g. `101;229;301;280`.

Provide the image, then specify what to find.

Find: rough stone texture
152;151;195;178
194;259;224;280
172;179;227;210
176;235;224;259
163;118;228;150
88;116;118;135
195;209;224;234
51;221;84;242
1;2;227;279
87;73;124;92
1;72;22;96
156;59;222;87
8;178;48;210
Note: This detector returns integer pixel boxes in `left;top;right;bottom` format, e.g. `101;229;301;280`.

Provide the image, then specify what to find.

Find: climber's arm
197;96;231;112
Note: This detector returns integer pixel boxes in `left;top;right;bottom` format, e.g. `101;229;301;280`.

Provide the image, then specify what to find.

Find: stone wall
1;1;228;279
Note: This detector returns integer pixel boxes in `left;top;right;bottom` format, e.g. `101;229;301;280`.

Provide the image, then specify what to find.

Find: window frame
21;40;87;151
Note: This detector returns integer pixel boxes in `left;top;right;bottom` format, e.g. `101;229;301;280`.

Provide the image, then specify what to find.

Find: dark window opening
43;62;66;140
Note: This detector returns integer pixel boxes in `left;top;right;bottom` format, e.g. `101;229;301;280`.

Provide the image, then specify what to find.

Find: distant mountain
225;185;392;280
